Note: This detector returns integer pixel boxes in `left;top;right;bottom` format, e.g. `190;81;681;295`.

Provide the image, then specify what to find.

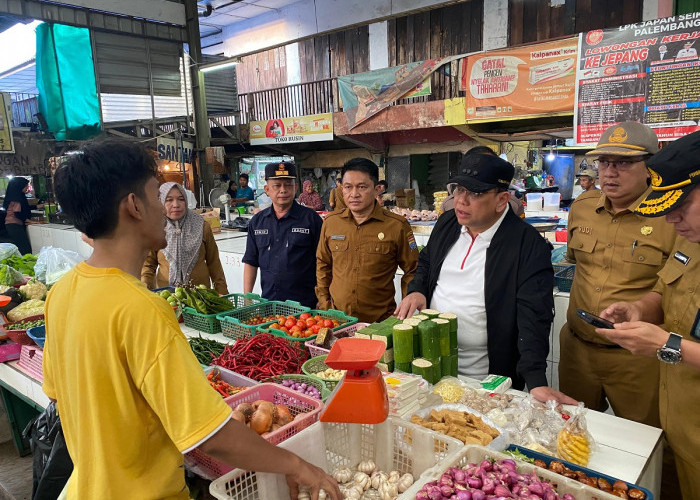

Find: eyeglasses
447;183;496;201
594;158;645;172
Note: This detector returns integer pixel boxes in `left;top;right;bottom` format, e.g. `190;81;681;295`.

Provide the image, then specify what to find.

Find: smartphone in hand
577;309;615;329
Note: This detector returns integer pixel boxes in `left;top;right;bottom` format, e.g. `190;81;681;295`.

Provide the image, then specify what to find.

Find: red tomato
305;328;313;336
270;323;280;330
281;326;289;333
332;320;340;328
314;315;323;322
296;320;306;328
299;312;311;320
291;325;302;334
306;319;316;327
284;319;295;329
323;319;334;328
312;325;322;334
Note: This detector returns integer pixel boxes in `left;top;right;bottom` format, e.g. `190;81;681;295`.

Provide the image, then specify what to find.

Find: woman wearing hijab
3;177;33;254
226;180;237;199
141;182;228;294
297;179;324;211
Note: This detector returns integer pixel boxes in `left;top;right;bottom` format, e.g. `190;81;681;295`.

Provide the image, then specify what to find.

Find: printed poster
574;13;700;145
250;113;333;145
462;38;578;120
0;93;15;154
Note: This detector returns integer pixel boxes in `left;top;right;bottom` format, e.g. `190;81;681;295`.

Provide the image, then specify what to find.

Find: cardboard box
195;208;221;233
395;188;416;208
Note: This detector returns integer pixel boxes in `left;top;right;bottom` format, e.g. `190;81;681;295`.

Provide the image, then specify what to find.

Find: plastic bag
23;402;73;500
0;264;25;286
0;243;21;262
34;247;84;285
556;402;595;466
551;245;567;264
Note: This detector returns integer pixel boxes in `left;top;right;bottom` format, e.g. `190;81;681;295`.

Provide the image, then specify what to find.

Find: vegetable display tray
216;300;309;340
0;314;45;346
301;355;342;391
555;265;575;292
403;444;650;500
305;322;369;357
183;293;267;334
18;344;43;381
209;416;463;500
505;445;653;500
259;309;358;344
186;383;322;479
266;373;331;402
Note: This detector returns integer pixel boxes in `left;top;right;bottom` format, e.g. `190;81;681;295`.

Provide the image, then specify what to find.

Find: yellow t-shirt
42;262;232;499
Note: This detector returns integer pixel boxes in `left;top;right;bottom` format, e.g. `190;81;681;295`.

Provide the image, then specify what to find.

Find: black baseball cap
635;130;700;216
450;154;515;193
265;162;297;180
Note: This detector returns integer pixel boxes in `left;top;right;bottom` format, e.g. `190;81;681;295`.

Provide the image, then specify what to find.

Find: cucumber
421;309;441;319
392;324;415;364
411;358;435;384
432;318;451;357
417;320;440;359
394;361;412;373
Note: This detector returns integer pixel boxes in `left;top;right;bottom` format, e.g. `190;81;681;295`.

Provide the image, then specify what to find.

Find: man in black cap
396;154;576;404
599;130;700;499
243;162;322;307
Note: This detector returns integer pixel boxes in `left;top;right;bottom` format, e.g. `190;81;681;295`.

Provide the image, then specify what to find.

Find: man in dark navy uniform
243;162;322;307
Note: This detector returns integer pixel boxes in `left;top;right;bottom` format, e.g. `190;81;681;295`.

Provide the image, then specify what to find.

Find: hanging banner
249;113;333;145
0;93;15;154
338;56;460;129
462;38;578;121
574;13;700;145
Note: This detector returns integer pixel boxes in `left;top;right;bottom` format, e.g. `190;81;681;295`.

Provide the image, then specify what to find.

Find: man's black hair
239;173;249;181
54;140;157;239
377;180;388;189
341;158;379;185
465;145;498;156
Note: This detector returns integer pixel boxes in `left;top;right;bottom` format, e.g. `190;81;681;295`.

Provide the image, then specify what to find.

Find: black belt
571;330;622;349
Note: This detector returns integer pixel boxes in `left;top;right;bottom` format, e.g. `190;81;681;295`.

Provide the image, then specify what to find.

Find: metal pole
184;0;211;206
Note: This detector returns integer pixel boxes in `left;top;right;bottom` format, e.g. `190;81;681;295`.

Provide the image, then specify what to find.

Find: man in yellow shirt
44;141;340;499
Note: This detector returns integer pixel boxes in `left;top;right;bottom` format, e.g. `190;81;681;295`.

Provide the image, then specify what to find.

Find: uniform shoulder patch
407;232;418;250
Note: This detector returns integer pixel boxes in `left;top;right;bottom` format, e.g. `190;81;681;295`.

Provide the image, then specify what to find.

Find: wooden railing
236;61;462;124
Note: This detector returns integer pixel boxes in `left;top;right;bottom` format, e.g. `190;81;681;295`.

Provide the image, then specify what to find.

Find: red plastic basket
305;322;369;357
18;344;43;381
186;383;322;479
0;315;45;346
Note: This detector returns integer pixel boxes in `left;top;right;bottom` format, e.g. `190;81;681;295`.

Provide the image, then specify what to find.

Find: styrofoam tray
403;444;650;500
410;403;510;450
209;416;463;500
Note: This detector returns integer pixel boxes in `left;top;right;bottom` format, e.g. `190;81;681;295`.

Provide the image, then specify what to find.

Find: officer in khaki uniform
316;158;418;323
600;130;700;499
560;122;677;426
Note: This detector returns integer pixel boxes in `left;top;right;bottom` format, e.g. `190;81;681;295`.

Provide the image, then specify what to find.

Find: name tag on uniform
254;229;269;235
291;228;309;234
674;251;690;266
330;235;346;240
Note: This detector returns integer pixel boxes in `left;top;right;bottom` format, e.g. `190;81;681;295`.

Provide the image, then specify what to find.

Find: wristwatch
657;332;683;364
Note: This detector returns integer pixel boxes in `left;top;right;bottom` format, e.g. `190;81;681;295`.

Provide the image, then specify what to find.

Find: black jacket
407;209;554;390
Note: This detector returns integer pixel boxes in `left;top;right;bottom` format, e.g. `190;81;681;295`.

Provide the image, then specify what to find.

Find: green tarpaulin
36;23;101;141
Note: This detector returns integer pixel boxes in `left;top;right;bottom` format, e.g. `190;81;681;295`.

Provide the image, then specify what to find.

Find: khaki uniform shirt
328;186;346;211
653;237;700;464
566;190;677;344
316;203;419;323
141;222;229;295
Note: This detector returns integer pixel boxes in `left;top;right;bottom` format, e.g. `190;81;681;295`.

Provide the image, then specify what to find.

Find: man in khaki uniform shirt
560;122;677;426
600;130;700;499
316;158;418;323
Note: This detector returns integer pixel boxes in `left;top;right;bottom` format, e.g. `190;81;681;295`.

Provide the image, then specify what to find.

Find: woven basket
302;355;344;391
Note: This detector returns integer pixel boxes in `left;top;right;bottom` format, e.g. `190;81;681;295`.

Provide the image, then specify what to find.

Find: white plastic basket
402;444;649;500
209;416;463;500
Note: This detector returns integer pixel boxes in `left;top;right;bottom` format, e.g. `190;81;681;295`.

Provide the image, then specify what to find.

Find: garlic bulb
378;481;398;500
342;484;364;499
356;459;376;475
397;473;414;493
370;471;388;490
353;471;371;491
387;470;400;484
332;466;353;484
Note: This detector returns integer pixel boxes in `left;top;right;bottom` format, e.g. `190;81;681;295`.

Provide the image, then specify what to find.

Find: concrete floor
0;399;33;500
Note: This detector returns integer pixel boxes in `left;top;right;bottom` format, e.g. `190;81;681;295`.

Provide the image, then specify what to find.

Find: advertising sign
462;38;578;120
249;113;333;145
0;93;15;154
575;13;700;145
156;137;195;164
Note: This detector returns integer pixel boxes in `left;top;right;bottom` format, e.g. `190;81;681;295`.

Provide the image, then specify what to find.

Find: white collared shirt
430;205;509;379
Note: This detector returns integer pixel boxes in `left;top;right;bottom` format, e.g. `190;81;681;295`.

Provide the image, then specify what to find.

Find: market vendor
559;122;676;427
45;141;341;499
141;182;228;295
232;172;255;207
243;162;322;308
316;158;418;323
297;179;324;211
395;154;575;404
576;168;598;192
3;177;33;255
598;130;700;499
